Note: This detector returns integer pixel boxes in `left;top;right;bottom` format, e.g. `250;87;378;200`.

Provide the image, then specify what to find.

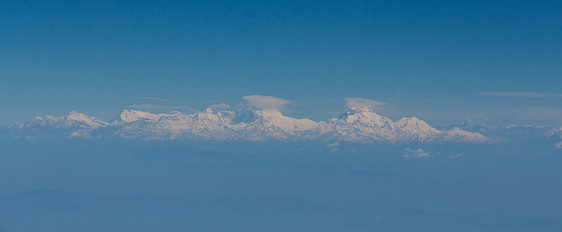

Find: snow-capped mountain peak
117;110;164;123
443;127;492;143
20;111;108;129
320;108;442;143
66;111;109;129
255;110;318;132
11;108;492;143
338;107;387;124
395;117;440;136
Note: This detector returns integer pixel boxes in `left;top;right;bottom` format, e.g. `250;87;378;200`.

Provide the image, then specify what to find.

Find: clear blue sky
1;0;561;126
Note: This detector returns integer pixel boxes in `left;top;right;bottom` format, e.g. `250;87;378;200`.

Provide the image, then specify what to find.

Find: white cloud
242;95;290;111
126;104;198;112
344;97;386;110
479;91;562;98
402;148;430;158
327;142;339;148
69;129;93;139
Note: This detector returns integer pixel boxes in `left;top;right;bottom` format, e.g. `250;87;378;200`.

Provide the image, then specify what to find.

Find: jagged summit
444;127;491;142
255;110;318;132
395;116;441;141
318;108;444;143
19;111;108;130
66;111;109;129
10;108;491;143
338;107;389;125
117;109;168;123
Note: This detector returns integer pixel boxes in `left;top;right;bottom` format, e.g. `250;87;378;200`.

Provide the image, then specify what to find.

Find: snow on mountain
395;116;441;142
20;111;109;129
181;108;238;140
315;107;485;143
11;111;109;138
445;123;557;142
112;108;318;141
116;109;165;123
10;108;490;143
316;107;402;143
235;110;318;141
114;109;239;140
113;110;188;140
442;127;492;143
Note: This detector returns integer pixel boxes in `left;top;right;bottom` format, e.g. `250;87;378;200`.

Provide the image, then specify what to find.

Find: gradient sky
1;0;561;126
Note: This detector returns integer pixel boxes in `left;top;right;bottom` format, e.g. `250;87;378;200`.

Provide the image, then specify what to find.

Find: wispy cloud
344;97;386;110
242;95;290;111
327;142;339;148
126;104;198;112
402;148;430;158
137;97;170;102
479;91;562;98
209;103;230;109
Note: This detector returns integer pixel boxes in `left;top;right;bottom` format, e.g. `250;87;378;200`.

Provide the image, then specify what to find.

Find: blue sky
1;0;561;126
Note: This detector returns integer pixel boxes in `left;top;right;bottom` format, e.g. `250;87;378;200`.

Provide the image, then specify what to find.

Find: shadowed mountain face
8;107;490;143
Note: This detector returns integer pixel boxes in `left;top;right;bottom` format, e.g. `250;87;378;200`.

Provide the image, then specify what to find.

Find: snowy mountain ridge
18;111;109;130
11;108;491;143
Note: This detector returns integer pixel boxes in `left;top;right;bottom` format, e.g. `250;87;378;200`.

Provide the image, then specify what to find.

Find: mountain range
6;107;503;144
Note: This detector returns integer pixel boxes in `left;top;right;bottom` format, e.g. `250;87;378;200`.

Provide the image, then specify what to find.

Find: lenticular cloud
344;97;386;110
242;95;290;111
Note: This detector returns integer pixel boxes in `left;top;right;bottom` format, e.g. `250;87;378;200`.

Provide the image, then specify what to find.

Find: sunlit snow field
1;139;561;232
